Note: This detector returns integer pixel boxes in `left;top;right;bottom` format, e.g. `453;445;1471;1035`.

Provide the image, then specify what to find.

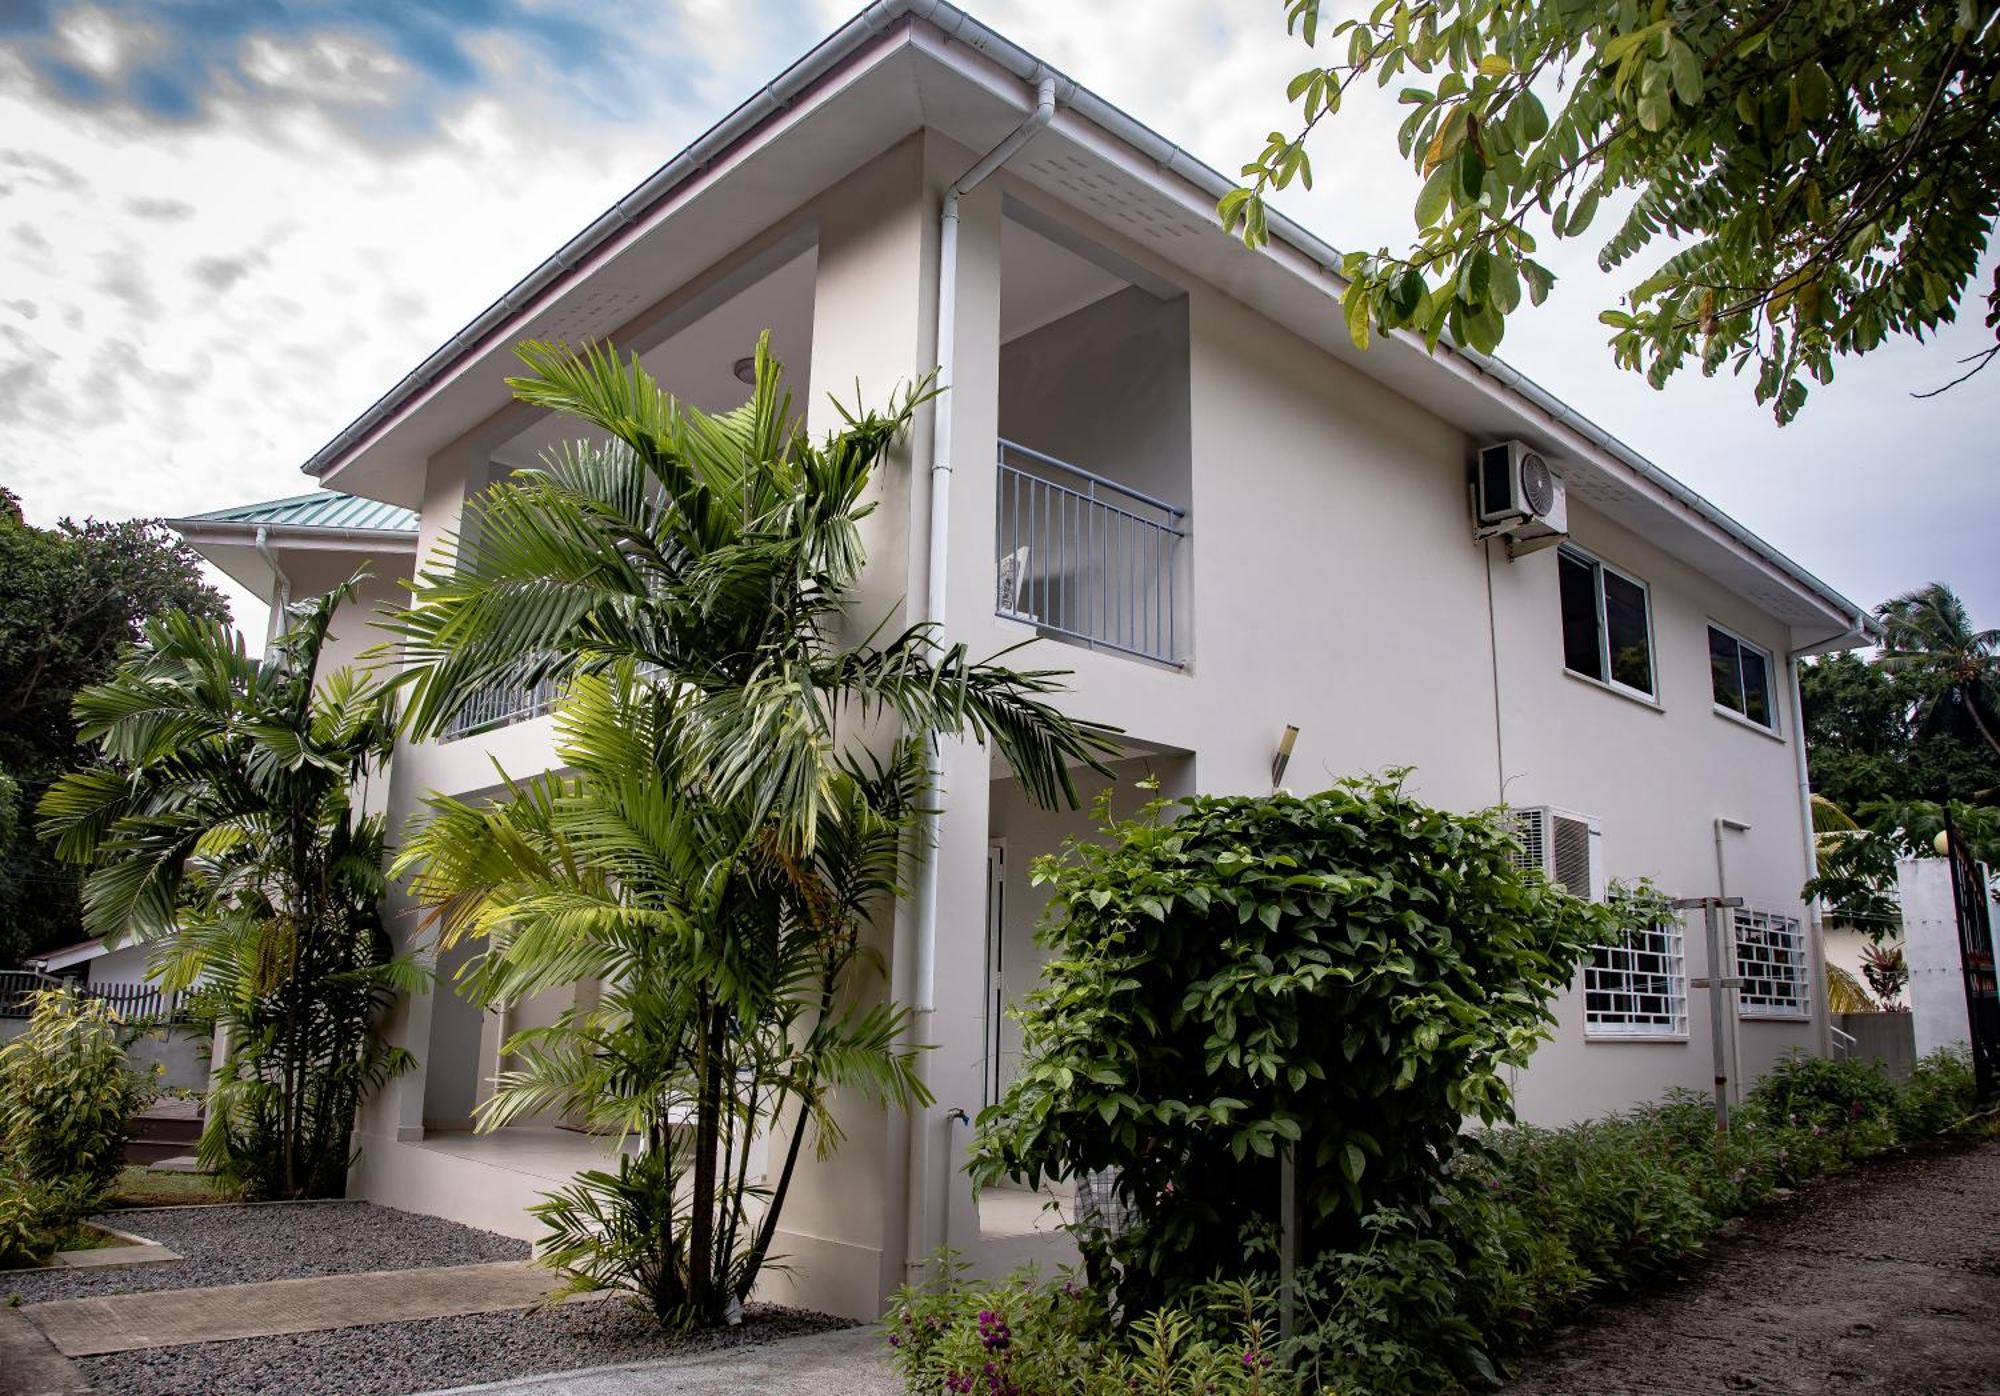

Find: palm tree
1876;582;2000;759
384;334;1116;1325
38;581;415;1198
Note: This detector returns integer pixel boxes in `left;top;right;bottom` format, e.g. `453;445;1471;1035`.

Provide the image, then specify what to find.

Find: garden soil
1506;1135;2000;1394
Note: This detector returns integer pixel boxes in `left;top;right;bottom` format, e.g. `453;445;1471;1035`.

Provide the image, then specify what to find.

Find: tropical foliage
389;334;1115;1328
0;986;151;1199
921;1051;1987;1395
1876;582;2000;762
39;584;414;1199
969;775;1637;1317
1226;1;2000;419
0;986;151;1269
1800;583;2000;934
0;484;225;965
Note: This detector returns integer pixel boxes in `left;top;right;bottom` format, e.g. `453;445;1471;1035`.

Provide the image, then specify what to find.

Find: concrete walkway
422;1326;900;1396
1506;1137;2000;1394
26;1260;562;1357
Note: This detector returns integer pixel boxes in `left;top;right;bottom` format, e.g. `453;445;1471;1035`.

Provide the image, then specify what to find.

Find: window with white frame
1557;545;1656;699
1585;914;1688;1037
1732;908;1810;1018
1709;624;1778;731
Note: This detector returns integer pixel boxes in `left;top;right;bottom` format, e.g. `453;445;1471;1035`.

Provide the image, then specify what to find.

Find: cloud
190;249;266;294
94;251;159;319
0;146;87;195
125;193;193;220
0;0;715;144
2;298;36;319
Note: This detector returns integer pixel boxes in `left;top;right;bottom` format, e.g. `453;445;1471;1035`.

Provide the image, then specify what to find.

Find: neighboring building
181;3;1875;1320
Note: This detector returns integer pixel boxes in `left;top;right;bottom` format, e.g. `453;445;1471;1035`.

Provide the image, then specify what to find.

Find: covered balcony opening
442;243;820;740
996;205;1191;668
977;744;1196;1239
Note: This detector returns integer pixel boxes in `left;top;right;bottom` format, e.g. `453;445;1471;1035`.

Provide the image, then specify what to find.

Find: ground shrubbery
0;986;151;1267
968;778;1627;1317
892;1049;1984;1395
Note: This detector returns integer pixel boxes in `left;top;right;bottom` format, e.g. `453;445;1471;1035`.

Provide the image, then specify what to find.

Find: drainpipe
1713;816;1751;1105
907;70;1061;1272
254;525;293;638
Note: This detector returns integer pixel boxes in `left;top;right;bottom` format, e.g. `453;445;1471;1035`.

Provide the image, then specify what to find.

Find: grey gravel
1;1204;526;1305
78;1301;853;1396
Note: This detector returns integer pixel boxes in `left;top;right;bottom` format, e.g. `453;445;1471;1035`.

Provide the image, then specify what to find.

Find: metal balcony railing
442;677;561;741
995;439;1186;666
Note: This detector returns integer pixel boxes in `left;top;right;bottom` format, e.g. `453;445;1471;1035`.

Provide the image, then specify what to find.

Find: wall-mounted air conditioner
1474;440;1568;555
1507;806;1605;902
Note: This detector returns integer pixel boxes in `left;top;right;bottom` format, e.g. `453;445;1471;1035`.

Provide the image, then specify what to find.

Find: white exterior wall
346;133;1832;1320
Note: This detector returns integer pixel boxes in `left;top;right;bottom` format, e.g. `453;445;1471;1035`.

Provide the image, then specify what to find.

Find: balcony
994;439;1186;667
441;677;560;741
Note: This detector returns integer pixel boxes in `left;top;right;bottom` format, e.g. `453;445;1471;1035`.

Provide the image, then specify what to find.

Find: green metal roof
179;492;417;535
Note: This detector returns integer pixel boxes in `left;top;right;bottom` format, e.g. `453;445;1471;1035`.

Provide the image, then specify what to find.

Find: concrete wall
1900;856;2000;1057
998;285;1190;508
349;129;1835;1322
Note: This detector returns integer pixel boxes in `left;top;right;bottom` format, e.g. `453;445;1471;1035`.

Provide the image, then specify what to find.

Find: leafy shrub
0;987;150;1200
971;776;1629;1315
919;1047;1991;1396
885;1257;1290;1396
1892;1048;1979;1139
0;1171;91;1270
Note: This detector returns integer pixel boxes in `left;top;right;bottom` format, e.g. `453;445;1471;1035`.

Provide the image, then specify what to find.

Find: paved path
1506;1138;2000;1394
26;1260;563;1357
421;1325;899;1396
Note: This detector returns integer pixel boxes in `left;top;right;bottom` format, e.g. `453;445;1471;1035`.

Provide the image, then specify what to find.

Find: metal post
1278;1143;1296;1341
1939;804;1995;1101
1676;895;1745;1132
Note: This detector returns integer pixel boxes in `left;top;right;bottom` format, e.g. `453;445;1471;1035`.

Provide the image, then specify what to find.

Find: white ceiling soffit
314;30;927;508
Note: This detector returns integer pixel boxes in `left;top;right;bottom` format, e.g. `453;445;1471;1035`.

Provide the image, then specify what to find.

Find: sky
1;0;1995;641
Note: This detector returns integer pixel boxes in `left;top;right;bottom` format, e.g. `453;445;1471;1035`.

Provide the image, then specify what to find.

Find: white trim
1705;619;1782;737
1557;543;1658;703
1562;667;1665;713
1732;907;1812;1021
1713;702;1786;742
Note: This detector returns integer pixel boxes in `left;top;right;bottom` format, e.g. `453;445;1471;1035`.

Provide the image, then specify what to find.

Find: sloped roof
179;492;417;535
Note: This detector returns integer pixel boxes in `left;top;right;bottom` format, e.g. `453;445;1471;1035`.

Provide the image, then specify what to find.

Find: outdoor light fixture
732;356;756;385
1271;724;1299;792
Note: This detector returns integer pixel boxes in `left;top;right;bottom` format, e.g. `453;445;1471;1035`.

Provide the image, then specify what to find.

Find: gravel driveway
77;1301;851;1396
1;1202;526;1304
1505;1137;2000;1394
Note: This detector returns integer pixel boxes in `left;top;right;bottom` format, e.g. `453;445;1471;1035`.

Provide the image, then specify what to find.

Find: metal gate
1941;814;2000;1099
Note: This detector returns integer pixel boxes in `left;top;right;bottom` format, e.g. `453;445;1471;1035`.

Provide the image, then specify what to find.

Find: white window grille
1732;908;1810;1019
1585;915;1688;1038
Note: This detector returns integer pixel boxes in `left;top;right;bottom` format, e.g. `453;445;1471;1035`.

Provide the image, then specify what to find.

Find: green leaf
1414;161;1454;228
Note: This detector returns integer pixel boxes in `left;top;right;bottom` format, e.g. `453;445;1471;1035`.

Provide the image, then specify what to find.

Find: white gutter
294;0;1874;647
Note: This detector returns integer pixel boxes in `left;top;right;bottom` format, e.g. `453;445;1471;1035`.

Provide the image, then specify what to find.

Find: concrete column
760;135;935;1321
356;447;472;1149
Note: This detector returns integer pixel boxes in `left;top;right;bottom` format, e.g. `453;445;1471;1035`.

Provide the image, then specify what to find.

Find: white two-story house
173;0;1875;1322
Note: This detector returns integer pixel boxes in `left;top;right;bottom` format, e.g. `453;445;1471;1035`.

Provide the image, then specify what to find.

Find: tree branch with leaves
1226;0;2000;421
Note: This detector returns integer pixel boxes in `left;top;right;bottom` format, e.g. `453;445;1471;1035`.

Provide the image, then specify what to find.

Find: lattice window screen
1732;908;1810;1018
1585;917;1689;1037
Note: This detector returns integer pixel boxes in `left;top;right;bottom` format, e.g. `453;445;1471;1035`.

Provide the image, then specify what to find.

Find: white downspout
913;72;1060;1024
254;525;293;639
907;71;1060;1269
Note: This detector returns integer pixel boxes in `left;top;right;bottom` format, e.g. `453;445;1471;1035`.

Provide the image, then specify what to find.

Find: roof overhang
301;0;1875;652
167;516;417;599
29;938;108;973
